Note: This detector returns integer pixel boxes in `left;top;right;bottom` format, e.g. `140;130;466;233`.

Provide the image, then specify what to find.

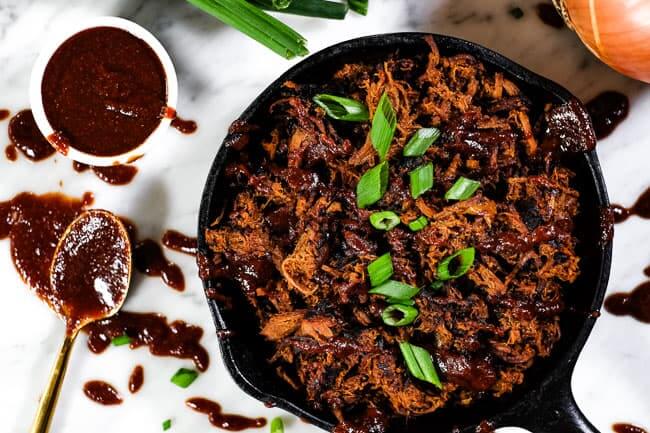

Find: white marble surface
1;1;649;432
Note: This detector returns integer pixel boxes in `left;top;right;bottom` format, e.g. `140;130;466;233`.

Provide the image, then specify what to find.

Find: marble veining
1;1;649;432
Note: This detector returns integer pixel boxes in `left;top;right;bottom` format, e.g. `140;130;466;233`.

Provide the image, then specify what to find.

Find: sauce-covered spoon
30;210;131;433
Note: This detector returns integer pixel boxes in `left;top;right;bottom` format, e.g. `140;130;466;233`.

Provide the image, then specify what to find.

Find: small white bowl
29;16;178;167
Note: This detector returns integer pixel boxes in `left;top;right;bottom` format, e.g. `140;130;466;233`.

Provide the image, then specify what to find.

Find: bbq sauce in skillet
83;380;123;405
84;311;209;371
586;91;629;139
162;229;197;256
128;365;144;393
41;27;167;157
613;423;649;433
610;188;650;223
185;398;266;431
535;2;564;28
7;109;55;161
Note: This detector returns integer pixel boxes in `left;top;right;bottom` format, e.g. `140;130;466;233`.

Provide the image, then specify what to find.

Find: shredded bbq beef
205;38;580;424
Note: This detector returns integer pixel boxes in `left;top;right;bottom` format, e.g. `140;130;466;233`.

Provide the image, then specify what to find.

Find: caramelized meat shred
205;38;581;424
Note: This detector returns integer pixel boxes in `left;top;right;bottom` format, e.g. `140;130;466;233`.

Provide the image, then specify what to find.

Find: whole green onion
369;211;400;231
348;0;368;15
403;128;440;157
368;253;393;287
313;94;369;121
408;216;428;232
370;91;397;160
409;163;434;198
437;247;476;280
382;304;419;326
369;279;420;300
251;0;349;19
399;341;442;388
445;177;481;201
170;368;199;388
356;161;389;208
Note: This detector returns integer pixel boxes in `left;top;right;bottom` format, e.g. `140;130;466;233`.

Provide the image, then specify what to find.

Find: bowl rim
197;32;612;432
29;16;178;167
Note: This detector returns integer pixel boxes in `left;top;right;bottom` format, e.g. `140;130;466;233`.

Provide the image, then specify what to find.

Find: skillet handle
498;373;600;433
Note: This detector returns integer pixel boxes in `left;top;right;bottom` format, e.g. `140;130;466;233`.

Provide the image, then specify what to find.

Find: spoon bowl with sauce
30;209;131;433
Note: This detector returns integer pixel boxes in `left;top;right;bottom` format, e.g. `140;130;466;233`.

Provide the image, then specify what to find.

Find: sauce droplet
186;397;266;431
162;230;197;256
128;365;144;394
134;239;185;291
171;116;198;134
586;91;629;139
613;423;648;433
8;110;55;161
83;380;123;405
611;188;650;223
5;144;17;161
604;281;650;323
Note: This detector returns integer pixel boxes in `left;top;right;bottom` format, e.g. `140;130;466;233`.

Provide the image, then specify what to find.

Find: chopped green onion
369;279;420;300
348;0;368;15
356;161;389;208
399;342;442;388
313;94;369;121
271;0;291;8
270;417;284;433
387;297;415;306
403;128;441;157
370;92;397;160
368;253;393;287
251;0;349;19
170;368;199;388
187;0;308;59
408;216;428;232
430;280;444;290
437;247;476;280
162;419;172;431
382;304;419;326
369;211;400;231
445;177;481;201
409;163;434;198
111;334;132;346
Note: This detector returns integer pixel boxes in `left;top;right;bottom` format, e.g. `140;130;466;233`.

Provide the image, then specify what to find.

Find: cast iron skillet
198;33;612;433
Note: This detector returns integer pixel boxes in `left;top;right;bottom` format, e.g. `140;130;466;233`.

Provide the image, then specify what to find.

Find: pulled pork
205;37;581;425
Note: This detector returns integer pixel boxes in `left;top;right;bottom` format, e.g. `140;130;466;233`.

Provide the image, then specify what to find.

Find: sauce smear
41;27;167;157
604;281;650;323
171;116;198;134
0;109;9;120
72;161;138;185
129;365;144;394
5;144;17;161
134;239;185;290
611;188;650;223
85;311;209;371
8;109;55;161
83;381;123;405
162;230;197;256
613;423;648;433
186;398;266;431
586;91;629;139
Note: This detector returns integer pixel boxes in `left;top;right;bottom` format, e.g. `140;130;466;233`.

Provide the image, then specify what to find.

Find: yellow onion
554;0;650;83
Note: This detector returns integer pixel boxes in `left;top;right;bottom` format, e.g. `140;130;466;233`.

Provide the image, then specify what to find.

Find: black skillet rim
197;32;612;432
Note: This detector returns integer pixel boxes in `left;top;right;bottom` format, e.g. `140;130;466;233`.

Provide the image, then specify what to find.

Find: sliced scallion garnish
370;91;397;161
348;0;368;15
445;177;481;201
409;163;434;198
313;94;369;121
270;417;284;433
356;161;389;208
403;128;441;157
251;0;349;19
369;211;400;231
162;419;172;431
399;342;442;388
170;368;199;388
369;280;420;301
408;216;428;232
382;304;419;327
111;334;132;346
430;280;444;290
368;253;393;287
437;247;476;280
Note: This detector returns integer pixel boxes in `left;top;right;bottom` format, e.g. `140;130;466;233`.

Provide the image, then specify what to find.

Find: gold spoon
30;209;132;433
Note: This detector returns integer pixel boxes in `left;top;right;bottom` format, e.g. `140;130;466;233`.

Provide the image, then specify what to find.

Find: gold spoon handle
30;331;78;433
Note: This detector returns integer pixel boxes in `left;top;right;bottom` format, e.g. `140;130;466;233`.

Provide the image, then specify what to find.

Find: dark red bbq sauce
50;210;130;333
8;109;55;161
164;107;198;134
134;239;185;290
186;398;266;431
41;27;166;157
72;161;139;185
332;408;388;433
613;423;648;433
83;380;123;405
475;420;496;433
0;109;9;120
5;144;17;161
604;281;650;323
599;206;615;245
536;2;564;28
0;192;92;296
586;91;629;139
84;311;209;371
542;100;597;154
162;229;197;256
611;188;650;223
129;365;144;394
